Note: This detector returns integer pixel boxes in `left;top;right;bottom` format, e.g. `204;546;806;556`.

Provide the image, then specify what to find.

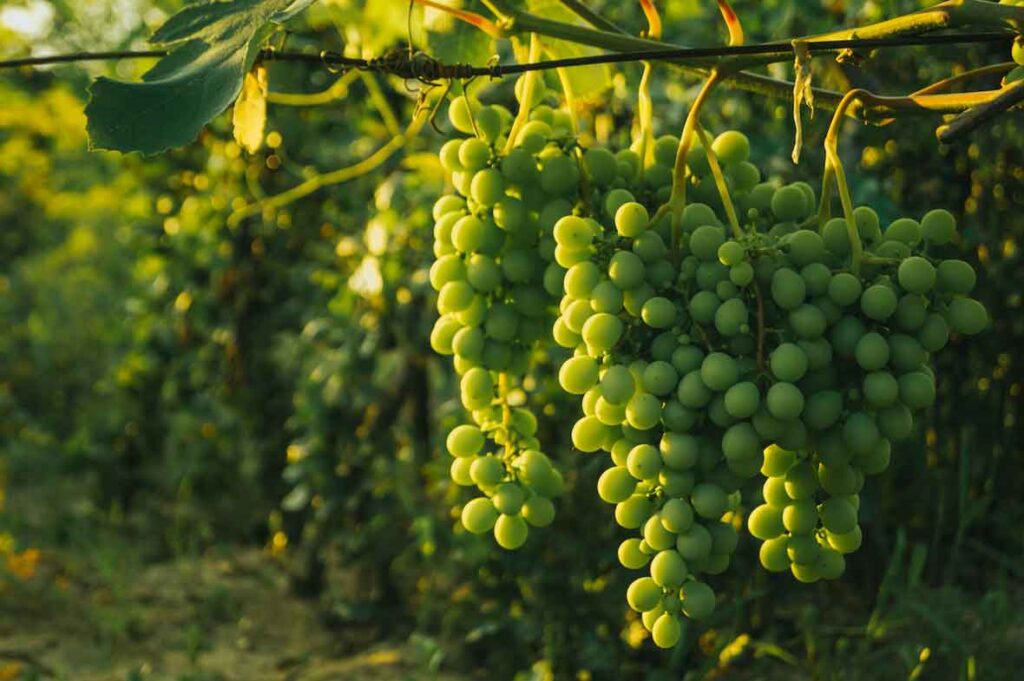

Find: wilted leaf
233;63;268;153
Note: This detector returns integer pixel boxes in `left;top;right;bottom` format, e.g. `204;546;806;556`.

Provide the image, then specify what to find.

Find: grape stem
504;34;543;155
694;123;743;239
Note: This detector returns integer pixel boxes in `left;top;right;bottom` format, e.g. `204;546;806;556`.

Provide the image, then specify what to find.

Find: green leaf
526;0;612;99
85;0;312;155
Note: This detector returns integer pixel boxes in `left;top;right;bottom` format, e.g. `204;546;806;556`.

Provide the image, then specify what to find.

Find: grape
771;185;810;221
471;168;505;207
854;332;890;371
819;497;858;534
691;483;728;519
492;483;526;514
759;537;791;572
619;538;651;569
660;498;695;533
627;577;663;612
609;251;646;289
627;444;663;480
821;217;851;256
582;312;624;353
448;96;476;133
897;256;936;294
898;371;936;409
860;284;898;321
461;367;494;410
652;613;682;648
921;209;956;244
714;298;748;336
689;225;726;261
616;495;653;529
947;297;988;335
723;381;760;419
934;260;975;297
863;371;899;407
626;392;662;430
572;415;609;452
827;526;863;554
711;130;750;165
616;202;650;237
701;353;739;392
718;240;745;266
583;147;618;186
787;230;826;266
680;581;716;619
644;515;676;551
642;361;680;396
522;496;555;527
447;425;485;457
470;455;505;487
642;297;677;329
884;218;922;246
772;268;806;309
494;514;528;549
770;343;809;382
462;498;499;534
559;355;599;394
854;206;882;242
761;444;796;477
766;382;804;420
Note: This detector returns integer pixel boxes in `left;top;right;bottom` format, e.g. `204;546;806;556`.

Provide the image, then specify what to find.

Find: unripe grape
946;297;988;335
447;425;485;457
616;201;649;237
522;495;555;527
470;455;505;487
860;284;898;321
651;550;689;588
680;581;715;619
494;513;528;549
559;355;599;394
770;343;809;382
771;185;810;221
627;577;663;612
461;497;499;534
616;494;653;529
691;483;728;519
652;612;681;648
660;498;695;533
897;256;936;294
884;218;922;246
689;225;726;261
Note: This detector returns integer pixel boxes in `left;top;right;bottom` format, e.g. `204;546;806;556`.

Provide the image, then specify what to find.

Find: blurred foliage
0;1;1022;680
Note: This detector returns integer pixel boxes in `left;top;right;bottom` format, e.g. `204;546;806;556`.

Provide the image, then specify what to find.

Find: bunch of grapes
428;81;987;646
548;127;987;646
429;80;592;548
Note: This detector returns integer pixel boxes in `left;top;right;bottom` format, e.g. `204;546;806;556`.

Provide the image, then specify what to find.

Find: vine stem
694;123;742;239
504;34;542;154
227;105;429;226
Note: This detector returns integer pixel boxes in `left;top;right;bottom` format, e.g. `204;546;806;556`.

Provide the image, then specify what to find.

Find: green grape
462;497;499;534
898;371;936;409
729;262;754;286
458;138;491;172
827;272;861;307
770;343;809;382
691;483;728;519
494;513;528;549
790;560;821;583
863;371;899;407
675;523;713;561
515;120;552;153
471;168;505;207
448;96;476;134
919;313;949;352
627;444;663;480
609;251;646;289
591;280;624;314
688;291;721;325
689;225;726;261
771;268;806;309
711;130;750;165
616;494;653;529
784;461;817;500
642;361;680;396
748;503;785;540
641;297;677;329
818;497;858;534
653;134;680;166
895;294;928;330
553;216;593;251
818;462;863;496
604;188;636;218
623;284;656;317
619;538;651;569
438;140;465;174
718;240;745;266
485;305;518;343
652;613;681;648
762;476;791;507
582;313;624;353
853;206;882;242
467;254;502;293
843;412;880;456
761;444;796;477
680;581;716;619
470;455;505;487
771;184;810;221
616;202;650;237
583;147;618;186
644;515;676;551
788;304;827;339
700;353;739;392
946;297;988;335
921;209;956;244
559;355;599;394
817;547;846;580
860;284;898;321
677;371;712;408
714;298;748;336
854;332;890;371
897;256;936;294
461;367;494;410
626;392;663;430
522;495;555;527
730;161;761;192
821;217;851;256
651;550;689;588
501;148;538;185
766;382;804;420
660;498;695;533
878;403;914;442
451;214;485;254
759;536;791;572
826;526;863;553
723;382;760;419
447;424;485;457
884;218;922;246
430;316;461;355
660;433;699;471
786;533;820;565
540;154;579;195
1014;36;1024;66
573;415;609;452
627;577;663;612
450;457;475;486
492;483;526;515
786;230;826;266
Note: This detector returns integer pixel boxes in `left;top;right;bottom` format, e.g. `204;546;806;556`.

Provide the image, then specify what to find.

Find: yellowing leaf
233;64;268;153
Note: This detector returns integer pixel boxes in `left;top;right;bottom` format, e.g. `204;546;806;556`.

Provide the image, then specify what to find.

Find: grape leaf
526;0;611;99
85;0;313;155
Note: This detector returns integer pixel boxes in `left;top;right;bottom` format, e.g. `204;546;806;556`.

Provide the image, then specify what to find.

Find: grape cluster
428;87;987;645
430;81;589;548
549;127;987;646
